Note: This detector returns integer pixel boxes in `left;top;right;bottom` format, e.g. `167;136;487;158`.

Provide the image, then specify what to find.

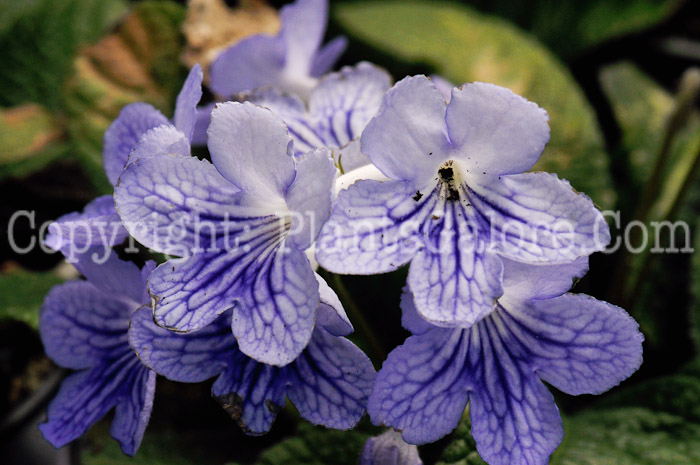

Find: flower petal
110;368;155;456
40;281;131;370
45;195;128;260
310;36;348;77
280;0;328;76
211;353;287;434
446;82;549;176
360;75;449;187
407;201;504;328
208;102;295;203
173;64;203;141
232;248;318;366
191;103;215;146
316;180;428;274
128;307;235;382
287;327;375;429
210;34;285;96
315;273;353;336
501;257;589;302
336;138;371;173
399;285;433;335
285;147;336;250
467;315;564;465
468;172;610;262
73;250;146;305
128;124;190;165
510;294;644;395
103;103;168;185
367;328;470;444
360;430;423;465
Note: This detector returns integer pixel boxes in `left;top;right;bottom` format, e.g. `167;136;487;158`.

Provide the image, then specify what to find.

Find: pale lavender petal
468;172;610;263
316;180;429;274
209;34;285;96
510;294;644;395
45;195;127;259
367;328;470;444
233;248;318;366
501;257;589;302
127;124;190;165
115;154;264;256
466;314;563;465
211;353;287;434
110;368;155;456
280;0;328;77
39;353;142;450
285;147;336;250
128;307;235;382
103;103;168;185
310;36;348;77
191;103;215;146
399;285;432;335
360;75;449;188
173;64;203;141
430;75;453;102
73;250;145;305
39;281;131;370
315;273;353;336
287;327;375;429
208;102;295;203
361;430;423;465
337;138;371;173
446;82;549;176
407;201;503;328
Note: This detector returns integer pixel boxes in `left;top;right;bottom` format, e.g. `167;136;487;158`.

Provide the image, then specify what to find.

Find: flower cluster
38;0;643;463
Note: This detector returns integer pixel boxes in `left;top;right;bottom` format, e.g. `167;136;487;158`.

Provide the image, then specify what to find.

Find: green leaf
335;0;615;208
0;267;63;328
436;412;487;465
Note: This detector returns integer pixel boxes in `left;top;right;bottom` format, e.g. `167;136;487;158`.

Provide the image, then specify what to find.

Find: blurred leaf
691;227;700;350
436;412;487;465
0;0;128;111
63;0;187;193
335;0;615;208
0;267;63;328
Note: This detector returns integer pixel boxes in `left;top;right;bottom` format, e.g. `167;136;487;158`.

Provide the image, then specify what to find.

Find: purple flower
368;258;644;465
248;62;391;172
38;253;156;456
45;65;204;259
361;430;423;465
316;76;611;328
114;101;337;366
128;279;375;433
210;0;347;99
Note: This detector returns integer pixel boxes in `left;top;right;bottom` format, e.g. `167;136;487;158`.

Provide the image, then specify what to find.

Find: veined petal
103;103;168;185
316;180;429;274
173;64;203;141
446;83;549;176
310;36;348;77
40;281;131;370
211;353;287;435
280;0;327;76
210;34;285;96
45;195;127;259
507;294;644;395
368;328;470;444
399;285;434;336
361;75;449;187
315;273;353;336
468;172;610;263
129;307;235;382
110;367;155;456
407;200;503;328
285;147;336;250
501;257;589;302
191;103;215;146
287;327;375;429
208;102;295;204
116;154;268;256
466;314;563;465
233;248;318;366
73;250;146;305
336;138;371;173
128;124;190;165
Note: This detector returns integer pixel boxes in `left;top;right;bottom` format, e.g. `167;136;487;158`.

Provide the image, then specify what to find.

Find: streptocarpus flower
39;253;156;456
44;64;204;259
368;258;644;465
248;62;391;172
114;101;336;366
210;0;347;99
128;281;375;433
316;76;610;328
360;430;423;465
